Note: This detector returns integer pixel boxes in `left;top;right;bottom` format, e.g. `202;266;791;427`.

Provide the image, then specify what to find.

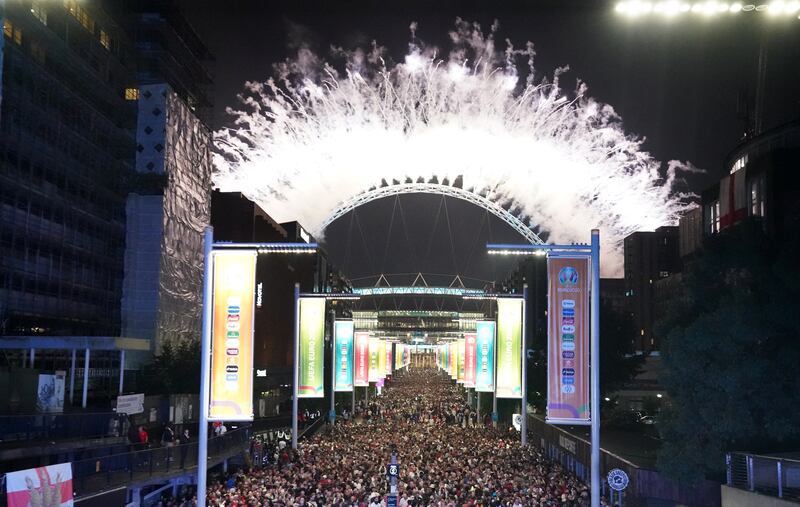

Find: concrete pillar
82;348;90;409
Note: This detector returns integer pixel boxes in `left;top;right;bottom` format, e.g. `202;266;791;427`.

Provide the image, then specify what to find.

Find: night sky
182;0;800;284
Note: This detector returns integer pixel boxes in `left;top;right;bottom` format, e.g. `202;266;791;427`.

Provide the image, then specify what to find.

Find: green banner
298;298;325;398
334;320;354;392
496;298;523;398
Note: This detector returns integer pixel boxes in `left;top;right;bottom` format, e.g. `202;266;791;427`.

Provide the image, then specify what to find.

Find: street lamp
615;1;800;18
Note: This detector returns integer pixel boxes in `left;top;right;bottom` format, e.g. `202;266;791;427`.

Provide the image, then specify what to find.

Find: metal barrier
727;452;800;501
0;412;126;443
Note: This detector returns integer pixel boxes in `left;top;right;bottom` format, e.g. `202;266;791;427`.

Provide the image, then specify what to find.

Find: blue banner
475;320;496;392
334;320;354;392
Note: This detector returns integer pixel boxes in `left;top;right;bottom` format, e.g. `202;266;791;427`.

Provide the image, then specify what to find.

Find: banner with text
496;298;523;399
298;297;325;398
354;332;370;387
369;336;381;382
547;256;591;424
475;321;496;392
385;340;393;377
334;320;354;392
210;251;256;421
457;338;466;383
464;333;477;388
378;339;387;379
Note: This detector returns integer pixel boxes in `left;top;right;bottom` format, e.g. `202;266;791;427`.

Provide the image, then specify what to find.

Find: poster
334;321;354;392
546;256;591;424
496;298;523;398
116;393;144;415
385;340;393;377
6;462;73;507
368;336;381;382
377;339;387;379
457;338;466;383
464;333;477;388
209;251;256;421
36;373;65;413
395;343;403;371
298;297;325;398
449;341;457;379
475;321;496;392
354;332;370;387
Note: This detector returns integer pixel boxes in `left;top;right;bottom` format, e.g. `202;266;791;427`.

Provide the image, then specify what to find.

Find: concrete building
623;226;681;353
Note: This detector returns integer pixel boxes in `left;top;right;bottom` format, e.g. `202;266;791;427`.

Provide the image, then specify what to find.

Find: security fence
727;452;800;501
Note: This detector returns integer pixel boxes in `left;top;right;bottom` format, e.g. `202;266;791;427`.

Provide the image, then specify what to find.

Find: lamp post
487;230;600;507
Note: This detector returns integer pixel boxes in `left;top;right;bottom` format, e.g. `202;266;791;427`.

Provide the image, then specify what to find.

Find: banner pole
521;284;528;446
197;226;214;507
292;283;300;450
590;229;601;507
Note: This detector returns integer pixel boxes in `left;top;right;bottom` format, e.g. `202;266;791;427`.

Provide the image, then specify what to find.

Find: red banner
546;256;590;424
354;332;370;387
464;333;477;388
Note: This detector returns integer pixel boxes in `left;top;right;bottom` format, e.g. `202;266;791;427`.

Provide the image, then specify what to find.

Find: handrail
727;451;800;501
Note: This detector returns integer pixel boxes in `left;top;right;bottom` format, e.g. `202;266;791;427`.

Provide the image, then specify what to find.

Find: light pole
487;230;600;507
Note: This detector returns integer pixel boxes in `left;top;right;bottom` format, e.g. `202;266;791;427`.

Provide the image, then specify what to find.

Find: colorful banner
496;298;523;399
368;336;381;382
354;332;370;387
210;251;256;421
334;321;354;392
6;462;74;507
464;333;477;388
449;341;457;379
298;297;325;398
475;321;496;392
395;343;404;370
547;256;591;424
385;341;393;377
457;338;466;383
377;339;387;379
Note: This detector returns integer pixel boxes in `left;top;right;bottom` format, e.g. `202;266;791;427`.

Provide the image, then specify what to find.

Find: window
705;200;720;234
731;154;748;174
31;2;48;25
750;175;765;217
4;19;23;45
64;1;94;33
99;29;110;50
124;88;139;101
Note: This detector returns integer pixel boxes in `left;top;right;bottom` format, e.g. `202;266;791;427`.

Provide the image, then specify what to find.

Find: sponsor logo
561;384;576;394
226;348;239;356
227;306;240;314
227;314;240;322
226;339;240;348
561;308;575;317
226;322;240;331
226;331;240;338
562;333;575;342
558;267;579;286
562;317;575;325
563;359;575;368
561;325;575;334
225;373;238;382
562;299;575;309
562;376;575;385
561;342;576;351
562;351;575;359
562;368;575;376
226;365;238;373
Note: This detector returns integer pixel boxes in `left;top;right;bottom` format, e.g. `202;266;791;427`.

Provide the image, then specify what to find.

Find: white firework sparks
213;19;696;276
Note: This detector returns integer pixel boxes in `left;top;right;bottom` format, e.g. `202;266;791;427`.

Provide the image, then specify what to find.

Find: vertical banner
378;340;387;378
6;463;74;507
354;332;370;387
385;341;393;377
457;338;466;383
298;297;325;398
449;341;457;379
464;333;477;388
210;251;256;421
496;298;523;398
368;336;381;382
395;343;403;370
547;256;591;424
334;321;354;392
475;321;496;392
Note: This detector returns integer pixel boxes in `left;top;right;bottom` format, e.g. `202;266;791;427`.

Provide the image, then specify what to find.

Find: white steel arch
320;183;545;245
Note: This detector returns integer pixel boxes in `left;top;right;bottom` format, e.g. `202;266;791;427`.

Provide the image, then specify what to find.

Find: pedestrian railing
727;452;800;501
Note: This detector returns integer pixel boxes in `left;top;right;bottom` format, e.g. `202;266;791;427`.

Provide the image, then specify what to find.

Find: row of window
704;173;766;234
0;270;118;307
62;0;112;51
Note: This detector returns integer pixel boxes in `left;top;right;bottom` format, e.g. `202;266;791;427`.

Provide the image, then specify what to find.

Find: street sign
386;494;398;507
512;413;522;431
607;468;629;491
386;463;399;478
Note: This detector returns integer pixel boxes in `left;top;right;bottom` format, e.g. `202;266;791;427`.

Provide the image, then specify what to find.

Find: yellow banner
209;251;256;421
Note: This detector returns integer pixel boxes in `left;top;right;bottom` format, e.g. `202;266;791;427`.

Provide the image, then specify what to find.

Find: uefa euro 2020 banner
496;298;523;399
298;297;325;398
475;321;496;392
334;320;354;392
368;336;381;382
377;339;387;378
457;338;466;383
464;332;477;388
547;256;591;424
6;462;73;507
354;332;370;387
210;251;256;421
385;340;393;377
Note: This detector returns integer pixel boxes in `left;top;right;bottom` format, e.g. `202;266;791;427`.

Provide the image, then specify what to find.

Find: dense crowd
202;367;594;506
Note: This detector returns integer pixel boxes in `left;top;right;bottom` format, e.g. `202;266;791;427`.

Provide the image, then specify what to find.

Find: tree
140;338;201;395
656;220;800;484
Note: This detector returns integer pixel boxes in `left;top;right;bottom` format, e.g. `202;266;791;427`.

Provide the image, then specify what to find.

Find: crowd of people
200;367;595;506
